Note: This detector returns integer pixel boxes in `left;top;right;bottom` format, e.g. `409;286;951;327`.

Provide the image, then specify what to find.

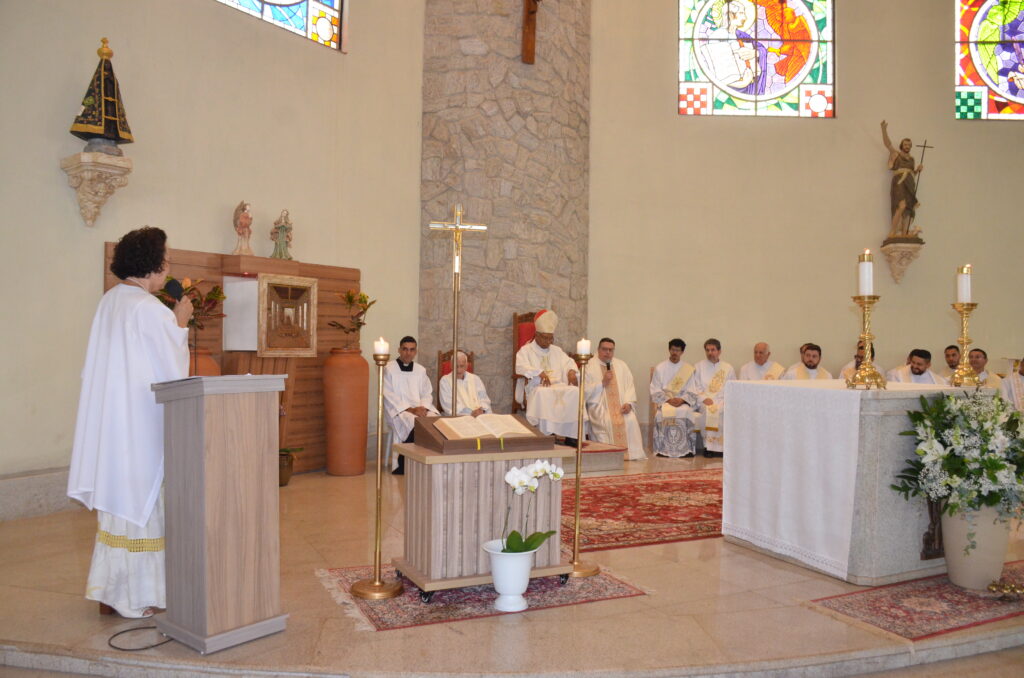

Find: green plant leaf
522;530;556;551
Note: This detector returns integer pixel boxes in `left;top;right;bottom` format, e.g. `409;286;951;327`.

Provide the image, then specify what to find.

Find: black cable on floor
107;625;174;651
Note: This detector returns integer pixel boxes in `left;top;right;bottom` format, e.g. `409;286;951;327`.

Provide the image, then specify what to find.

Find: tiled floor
1;455;1022;677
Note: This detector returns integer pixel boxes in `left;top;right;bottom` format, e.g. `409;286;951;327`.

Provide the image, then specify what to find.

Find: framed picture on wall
258;273;318;358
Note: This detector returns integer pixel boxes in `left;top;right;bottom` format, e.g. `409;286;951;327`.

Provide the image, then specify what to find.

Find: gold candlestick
846;295;886;390
950;302;980;387
569;352;600;578
351;352;404;600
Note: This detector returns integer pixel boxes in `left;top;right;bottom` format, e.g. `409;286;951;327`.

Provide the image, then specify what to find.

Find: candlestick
373;337;389;355
857;250;873;296
569;349;599;579
950;302;980;387
846;295;886;390
957;264;972;304
576;338;591;355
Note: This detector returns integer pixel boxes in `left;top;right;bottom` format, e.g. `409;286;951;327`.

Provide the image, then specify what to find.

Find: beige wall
0;0;425;476
589;0;1024;422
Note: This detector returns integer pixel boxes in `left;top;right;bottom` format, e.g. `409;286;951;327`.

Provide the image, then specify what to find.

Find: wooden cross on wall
522;0;542;64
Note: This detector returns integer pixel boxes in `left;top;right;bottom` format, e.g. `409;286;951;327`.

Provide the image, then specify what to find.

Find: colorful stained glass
956;1;1024;120
679;0;835;118
214;0;343;52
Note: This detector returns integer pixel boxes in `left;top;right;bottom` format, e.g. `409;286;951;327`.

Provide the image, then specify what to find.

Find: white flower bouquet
499;460;565;553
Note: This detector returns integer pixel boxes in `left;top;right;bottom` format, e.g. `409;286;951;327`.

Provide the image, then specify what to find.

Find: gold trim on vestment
96;530;165;553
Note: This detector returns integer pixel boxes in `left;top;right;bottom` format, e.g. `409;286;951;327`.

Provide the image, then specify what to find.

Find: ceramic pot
323;347;369;476
189;347;221;376
482;539;538;612
940;505;1010;590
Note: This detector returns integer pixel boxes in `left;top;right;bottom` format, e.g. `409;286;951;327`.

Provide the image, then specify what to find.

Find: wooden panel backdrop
104;245;361;472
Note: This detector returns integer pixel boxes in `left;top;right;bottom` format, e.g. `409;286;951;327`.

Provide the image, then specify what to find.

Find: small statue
880;120;924;240
231;201;254;256
270;209;294;260
70;38;133;156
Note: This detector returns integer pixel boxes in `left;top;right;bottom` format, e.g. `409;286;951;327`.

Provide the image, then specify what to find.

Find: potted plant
892;390;1024;589
279;447;303;487
482;460;564;612
156;277;227;375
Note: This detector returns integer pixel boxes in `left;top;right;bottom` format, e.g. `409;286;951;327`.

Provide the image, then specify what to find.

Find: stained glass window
214;0;345;51
956;1;1024;120
679;0;834;117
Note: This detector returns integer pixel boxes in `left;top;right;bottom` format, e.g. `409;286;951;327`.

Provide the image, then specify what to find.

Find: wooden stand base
154;613;288;655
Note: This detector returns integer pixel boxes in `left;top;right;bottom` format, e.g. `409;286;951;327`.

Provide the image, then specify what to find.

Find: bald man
738;342;785;380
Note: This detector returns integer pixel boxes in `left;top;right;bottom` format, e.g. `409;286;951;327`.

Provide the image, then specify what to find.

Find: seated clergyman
936;344;960;382
514;309;580;440
650;338;698;458
889;348;942;384
839;341;883;381
969;348;1002;388
686;338;735;458
439;350;492;417
383;335;439;474
586;338;645;460
999;356;1024;412
783;343;833;380
738;342;784;380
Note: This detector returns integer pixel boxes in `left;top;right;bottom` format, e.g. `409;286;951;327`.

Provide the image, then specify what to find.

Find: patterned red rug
316;565;644;631
560;469;722;552
811;560;1024;640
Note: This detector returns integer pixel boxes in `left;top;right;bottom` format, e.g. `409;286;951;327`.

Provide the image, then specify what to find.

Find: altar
722;380;964;586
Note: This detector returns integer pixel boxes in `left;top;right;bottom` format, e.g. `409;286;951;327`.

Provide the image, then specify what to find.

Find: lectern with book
151;375;287;654
393;414;574;599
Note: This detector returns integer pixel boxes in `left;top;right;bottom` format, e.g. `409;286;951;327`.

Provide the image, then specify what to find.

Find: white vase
941;505;1011;590
482;539;539;612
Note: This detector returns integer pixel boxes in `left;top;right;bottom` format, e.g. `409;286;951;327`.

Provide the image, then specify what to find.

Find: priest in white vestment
384;336;439;473
514;309;581;439
586;338;645;460
889;349;943;384
650;338;697;457
67;228;191;618
686;338;735;457
783;343;833;380
935;345;961;382
738;342;785;381
439;350;492;416
999;357;1024;413
969;348;1003;388
839;341;885;382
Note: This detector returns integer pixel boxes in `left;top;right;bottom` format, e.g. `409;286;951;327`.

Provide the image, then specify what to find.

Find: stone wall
418;0;590;413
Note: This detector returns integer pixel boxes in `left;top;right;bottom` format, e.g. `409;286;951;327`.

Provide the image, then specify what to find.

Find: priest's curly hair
110;226;168;280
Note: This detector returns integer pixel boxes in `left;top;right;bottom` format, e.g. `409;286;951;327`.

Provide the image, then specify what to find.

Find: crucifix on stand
429;204;488;417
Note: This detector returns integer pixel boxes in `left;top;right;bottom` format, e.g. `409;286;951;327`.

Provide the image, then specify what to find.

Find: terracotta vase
940;505;1011;590
189;347;221;376
323;347;369;476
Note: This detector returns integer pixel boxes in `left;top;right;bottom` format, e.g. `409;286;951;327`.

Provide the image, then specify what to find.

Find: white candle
858;249;873;296
374;337;389;355
576;338;591;355
957;265;972;303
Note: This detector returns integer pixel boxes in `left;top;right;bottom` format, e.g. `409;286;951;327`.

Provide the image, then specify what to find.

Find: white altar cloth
723;380;957;582
525;384;587;438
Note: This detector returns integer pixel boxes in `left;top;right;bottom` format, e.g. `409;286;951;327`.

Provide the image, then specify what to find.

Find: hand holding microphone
166;279;193;328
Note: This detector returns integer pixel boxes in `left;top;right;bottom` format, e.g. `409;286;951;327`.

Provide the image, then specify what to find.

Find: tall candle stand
569;351;600;578
949;303;980;387
846;295;886;390
351;351;404;600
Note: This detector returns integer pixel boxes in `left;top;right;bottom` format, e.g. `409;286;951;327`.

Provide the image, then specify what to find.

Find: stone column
419;0;590;414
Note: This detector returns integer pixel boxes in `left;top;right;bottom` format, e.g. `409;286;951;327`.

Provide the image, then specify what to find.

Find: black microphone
605;362;612;371
165;278;184;301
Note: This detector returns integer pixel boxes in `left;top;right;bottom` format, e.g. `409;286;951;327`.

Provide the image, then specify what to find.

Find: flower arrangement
892;390;1024;551
156;277;227;330
500;460;565;553
327;290;375;348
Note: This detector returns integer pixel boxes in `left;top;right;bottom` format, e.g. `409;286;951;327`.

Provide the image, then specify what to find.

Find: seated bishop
969;348;1003;388
783;343;833;380
514;309;580;439
686;338;735;458
439;350;492;416
1000;356;1024;413
383;335;439;474
650;338;697;458
839;341;884;382
738;342;785;380
586;338;645;460
889;348;943;384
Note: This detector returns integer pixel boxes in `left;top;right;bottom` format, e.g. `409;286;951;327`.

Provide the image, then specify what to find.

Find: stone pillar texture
419;0;590;414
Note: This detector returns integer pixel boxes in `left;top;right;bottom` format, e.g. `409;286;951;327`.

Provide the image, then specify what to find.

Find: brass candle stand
351;352;404;600
846;295;887;390
950;302;980;387
569;352;600;578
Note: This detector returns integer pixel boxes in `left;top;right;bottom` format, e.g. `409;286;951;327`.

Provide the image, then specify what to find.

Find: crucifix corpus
522;0;542;64
429;204;487;417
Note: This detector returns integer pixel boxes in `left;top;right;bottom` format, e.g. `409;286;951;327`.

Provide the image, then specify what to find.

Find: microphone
165;278;184;301
605;362;612;371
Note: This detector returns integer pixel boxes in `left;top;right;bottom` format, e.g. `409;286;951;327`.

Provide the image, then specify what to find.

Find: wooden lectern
151;375;288;654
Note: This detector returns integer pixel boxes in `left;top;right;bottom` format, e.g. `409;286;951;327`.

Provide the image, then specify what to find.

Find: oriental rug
560;469;722;552
810;560;1024;640
316;565;643;632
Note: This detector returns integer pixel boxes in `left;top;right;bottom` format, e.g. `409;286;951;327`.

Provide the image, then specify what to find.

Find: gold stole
1008;374;1024;412
764;362;784;380
795;365;830;380
457;376;480;412
602;363;628;448
704;367;726;430
664;363;695;396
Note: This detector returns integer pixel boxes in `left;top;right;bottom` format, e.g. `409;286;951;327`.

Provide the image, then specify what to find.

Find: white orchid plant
500;460;565;553
892;390;1024;551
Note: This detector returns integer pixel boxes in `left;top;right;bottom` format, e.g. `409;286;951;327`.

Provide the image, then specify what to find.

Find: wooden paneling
104;244;361;472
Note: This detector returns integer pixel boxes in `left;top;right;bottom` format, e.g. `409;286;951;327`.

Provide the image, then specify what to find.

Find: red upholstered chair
511;311;537;414
436;349;475;412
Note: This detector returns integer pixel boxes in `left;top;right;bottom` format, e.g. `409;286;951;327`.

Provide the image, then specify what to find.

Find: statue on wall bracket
879;120;931;284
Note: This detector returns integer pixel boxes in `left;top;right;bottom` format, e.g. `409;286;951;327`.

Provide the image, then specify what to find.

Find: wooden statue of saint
880;120;926;241
70;38;133;156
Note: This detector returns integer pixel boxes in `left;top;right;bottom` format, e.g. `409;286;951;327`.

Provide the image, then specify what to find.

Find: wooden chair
436;349;475;413
511;311;536;414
